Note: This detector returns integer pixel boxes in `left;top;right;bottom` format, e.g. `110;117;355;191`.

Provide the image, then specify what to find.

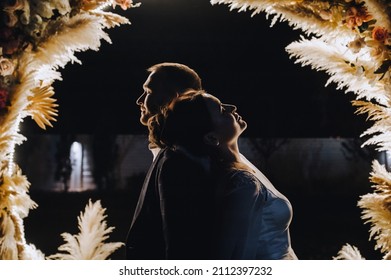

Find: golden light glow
7;114;22;176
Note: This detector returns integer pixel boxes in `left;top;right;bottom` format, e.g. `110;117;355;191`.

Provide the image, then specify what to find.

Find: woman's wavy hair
148;90;214;156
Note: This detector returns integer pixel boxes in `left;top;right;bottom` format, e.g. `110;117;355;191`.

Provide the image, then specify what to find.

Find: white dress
216;166;298;260
238;154;298;259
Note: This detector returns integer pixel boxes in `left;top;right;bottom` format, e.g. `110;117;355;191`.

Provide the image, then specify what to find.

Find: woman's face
203;94;247;146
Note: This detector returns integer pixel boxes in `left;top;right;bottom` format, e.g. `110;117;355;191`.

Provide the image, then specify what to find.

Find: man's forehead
143;73;152;88
143;72;161;89
142;82;150;91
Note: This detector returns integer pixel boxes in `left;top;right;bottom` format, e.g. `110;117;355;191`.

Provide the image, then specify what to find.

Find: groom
126;62;212;259
135;63;202;159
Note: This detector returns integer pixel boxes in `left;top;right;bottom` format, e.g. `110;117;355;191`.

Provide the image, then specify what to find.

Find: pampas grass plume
48;199;123;260
333;243;365;260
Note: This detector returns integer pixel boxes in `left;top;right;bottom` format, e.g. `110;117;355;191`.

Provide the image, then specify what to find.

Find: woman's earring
210;136;219;146
204;133;219;147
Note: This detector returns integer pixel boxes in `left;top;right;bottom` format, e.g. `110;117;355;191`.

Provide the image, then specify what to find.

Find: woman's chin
239;120;247;131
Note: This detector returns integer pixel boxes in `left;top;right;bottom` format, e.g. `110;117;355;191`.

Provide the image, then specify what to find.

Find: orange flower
113;0;134;10
372;26;389;43
344;5;373;29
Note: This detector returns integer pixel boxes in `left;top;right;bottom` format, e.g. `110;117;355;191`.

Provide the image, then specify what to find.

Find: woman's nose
223;104;237;113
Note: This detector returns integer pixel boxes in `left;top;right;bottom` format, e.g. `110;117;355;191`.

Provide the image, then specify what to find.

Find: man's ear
203;132;219;146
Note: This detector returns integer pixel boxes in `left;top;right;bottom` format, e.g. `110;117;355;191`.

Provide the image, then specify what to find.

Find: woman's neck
215;141;241;164
215;141;255;173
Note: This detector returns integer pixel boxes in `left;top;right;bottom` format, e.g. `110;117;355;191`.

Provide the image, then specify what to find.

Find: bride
151;90;298;259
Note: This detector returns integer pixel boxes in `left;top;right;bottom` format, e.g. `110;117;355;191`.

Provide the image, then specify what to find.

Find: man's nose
136;92;146;105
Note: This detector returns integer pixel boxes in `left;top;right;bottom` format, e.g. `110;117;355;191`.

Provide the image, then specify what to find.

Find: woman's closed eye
220;105;230;114
219;104;225;113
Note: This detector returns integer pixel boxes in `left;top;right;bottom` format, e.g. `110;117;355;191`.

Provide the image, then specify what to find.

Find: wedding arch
0;0;139;260
211;0;391;260
0;0;390;260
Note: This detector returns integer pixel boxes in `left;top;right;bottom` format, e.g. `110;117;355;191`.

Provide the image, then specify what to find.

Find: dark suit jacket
126;148;215;259
125;148;166;259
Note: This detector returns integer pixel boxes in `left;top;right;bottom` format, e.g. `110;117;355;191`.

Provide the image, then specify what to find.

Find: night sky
22;0;369;138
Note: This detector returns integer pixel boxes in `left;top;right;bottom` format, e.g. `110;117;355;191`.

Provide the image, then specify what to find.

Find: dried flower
3;12;19;28
371;46;388;61
372;26;389;43
0;57;15;76
0;75;14;88
34;1;55;19
0;0;137;261
343;5;373;29
27;85;58;129
113;0;135;10
31;0;71;19
3;0;25;12
348;36;366;53
333;243;365;260
0;88;9;109
47;200;124;260
319;10;332;21
52;0;72;16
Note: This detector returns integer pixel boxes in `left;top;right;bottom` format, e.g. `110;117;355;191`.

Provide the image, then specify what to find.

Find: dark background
21;0;369;138
19;0;383;260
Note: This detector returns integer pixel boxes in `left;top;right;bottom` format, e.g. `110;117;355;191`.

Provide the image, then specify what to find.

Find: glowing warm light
7;114;22;176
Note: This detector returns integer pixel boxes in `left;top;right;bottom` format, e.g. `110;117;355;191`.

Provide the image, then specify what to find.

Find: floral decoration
211;0;391;259
0;0;139;260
